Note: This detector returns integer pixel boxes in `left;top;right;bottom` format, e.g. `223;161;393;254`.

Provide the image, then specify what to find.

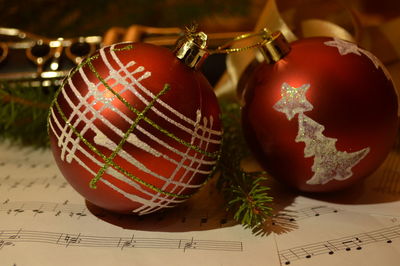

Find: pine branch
0;81;56;147
217;99;273;232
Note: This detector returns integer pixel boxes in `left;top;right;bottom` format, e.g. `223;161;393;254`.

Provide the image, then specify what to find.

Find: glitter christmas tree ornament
48;30;222;214
240;30;398;192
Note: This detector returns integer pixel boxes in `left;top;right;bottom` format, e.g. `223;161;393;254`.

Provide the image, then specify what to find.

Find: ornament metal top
240;29;398;192
174;29;208;70
48;28;222;214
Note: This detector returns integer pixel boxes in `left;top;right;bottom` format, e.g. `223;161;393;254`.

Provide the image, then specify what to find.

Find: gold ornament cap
259;29;291;64
173;29;209;70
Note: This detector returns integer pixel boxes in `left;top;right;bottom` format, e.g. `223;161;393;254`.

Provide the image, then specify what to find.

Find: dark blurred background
0;0;260;37
1;0;399;39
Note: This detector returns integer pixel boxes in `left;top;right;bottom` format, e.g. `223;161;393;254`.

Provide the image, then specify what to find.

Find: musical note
280;253;291;265
341;238;362;251
183;237;195;252
304;206;339;218
301;248;313;258
63;233;82;247
272;205;339;226
0;240;15;249
75;211;87;218
13;209;24;216
32;205;44;216
0;200;88;219
0;229;243;252
0;230;11;250
10;181;20;190
278;225;400;264
120;234;135;250
380;233;392;244
323;242;337;255
8;229;22;240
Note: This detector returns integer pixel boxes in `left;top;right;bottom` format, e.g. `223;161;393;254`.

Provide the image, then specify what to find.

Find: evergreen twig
217;99;273;232
0;81;55;147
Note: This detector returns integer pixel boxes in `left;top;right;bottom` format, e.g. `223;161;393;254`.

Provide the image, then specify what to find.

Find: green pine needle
0;81;56;147
217;99;273;232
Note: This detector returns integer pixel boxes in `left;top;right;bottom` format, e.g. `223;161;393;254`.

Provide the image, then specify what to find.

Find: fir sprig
0;81;55;147
217;99;273;232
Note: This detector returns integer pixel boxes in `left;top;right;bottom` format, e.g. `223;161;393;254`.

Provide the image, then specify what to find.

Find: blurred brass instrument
0;27;102;87
0;26;245;87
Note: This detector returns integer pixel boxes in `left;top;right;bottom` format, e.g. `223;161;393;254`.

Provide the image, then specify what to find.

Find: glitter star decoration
273;82;313;120
324;37;362;56
324;37;391;80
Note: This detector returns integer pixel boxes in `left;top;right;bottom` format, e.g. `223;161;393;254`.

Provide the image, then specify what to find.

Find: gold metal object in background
0;26;247;86
0;27;102;85
258;29;291;64
174;30;209;69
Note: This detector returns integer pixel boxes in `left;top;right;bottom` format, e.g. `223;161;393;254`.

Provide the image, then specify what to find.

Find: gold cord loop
210;28;291;63
210;28;272;55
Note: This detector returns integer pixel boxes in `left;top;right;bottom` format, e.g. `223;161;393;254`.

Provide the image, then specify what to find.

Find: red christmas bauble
48;42;222;214
241;36;398;192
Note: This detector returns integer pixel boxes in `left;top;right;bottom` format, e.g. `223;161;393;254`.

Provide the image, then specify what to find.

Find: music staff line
278;224;400;265
0;200;88;218
0;199;233;229
1;200;340;225
0;174;68;190
0;160;52;170
0;229;243;252
272;205;339;225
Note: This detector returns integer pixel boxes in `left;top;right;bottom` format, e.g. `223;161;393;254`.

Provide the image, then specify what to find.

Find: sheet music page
0;142;280;266
1;141;399;266
266;149;400;266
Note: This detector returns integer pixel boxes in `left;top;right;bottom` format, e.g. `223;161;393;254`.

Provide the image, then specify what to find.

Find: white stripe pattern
104;45;222;141
138;112;214;215
49;43;221;215
49;109;187;212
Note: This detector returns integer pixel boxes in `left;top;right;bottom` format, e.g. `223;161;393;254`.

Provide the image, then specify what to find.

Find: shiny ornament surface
241;37;398;192
48;42;222;214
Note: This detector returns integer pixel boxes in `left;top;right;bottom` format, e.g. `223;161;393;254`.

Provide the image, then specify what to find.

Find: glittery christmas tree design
273;83;370;185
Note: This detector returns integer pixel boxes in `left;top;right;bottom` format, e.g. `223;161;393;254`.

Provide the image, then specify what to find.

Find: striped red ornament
48;42;222;214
